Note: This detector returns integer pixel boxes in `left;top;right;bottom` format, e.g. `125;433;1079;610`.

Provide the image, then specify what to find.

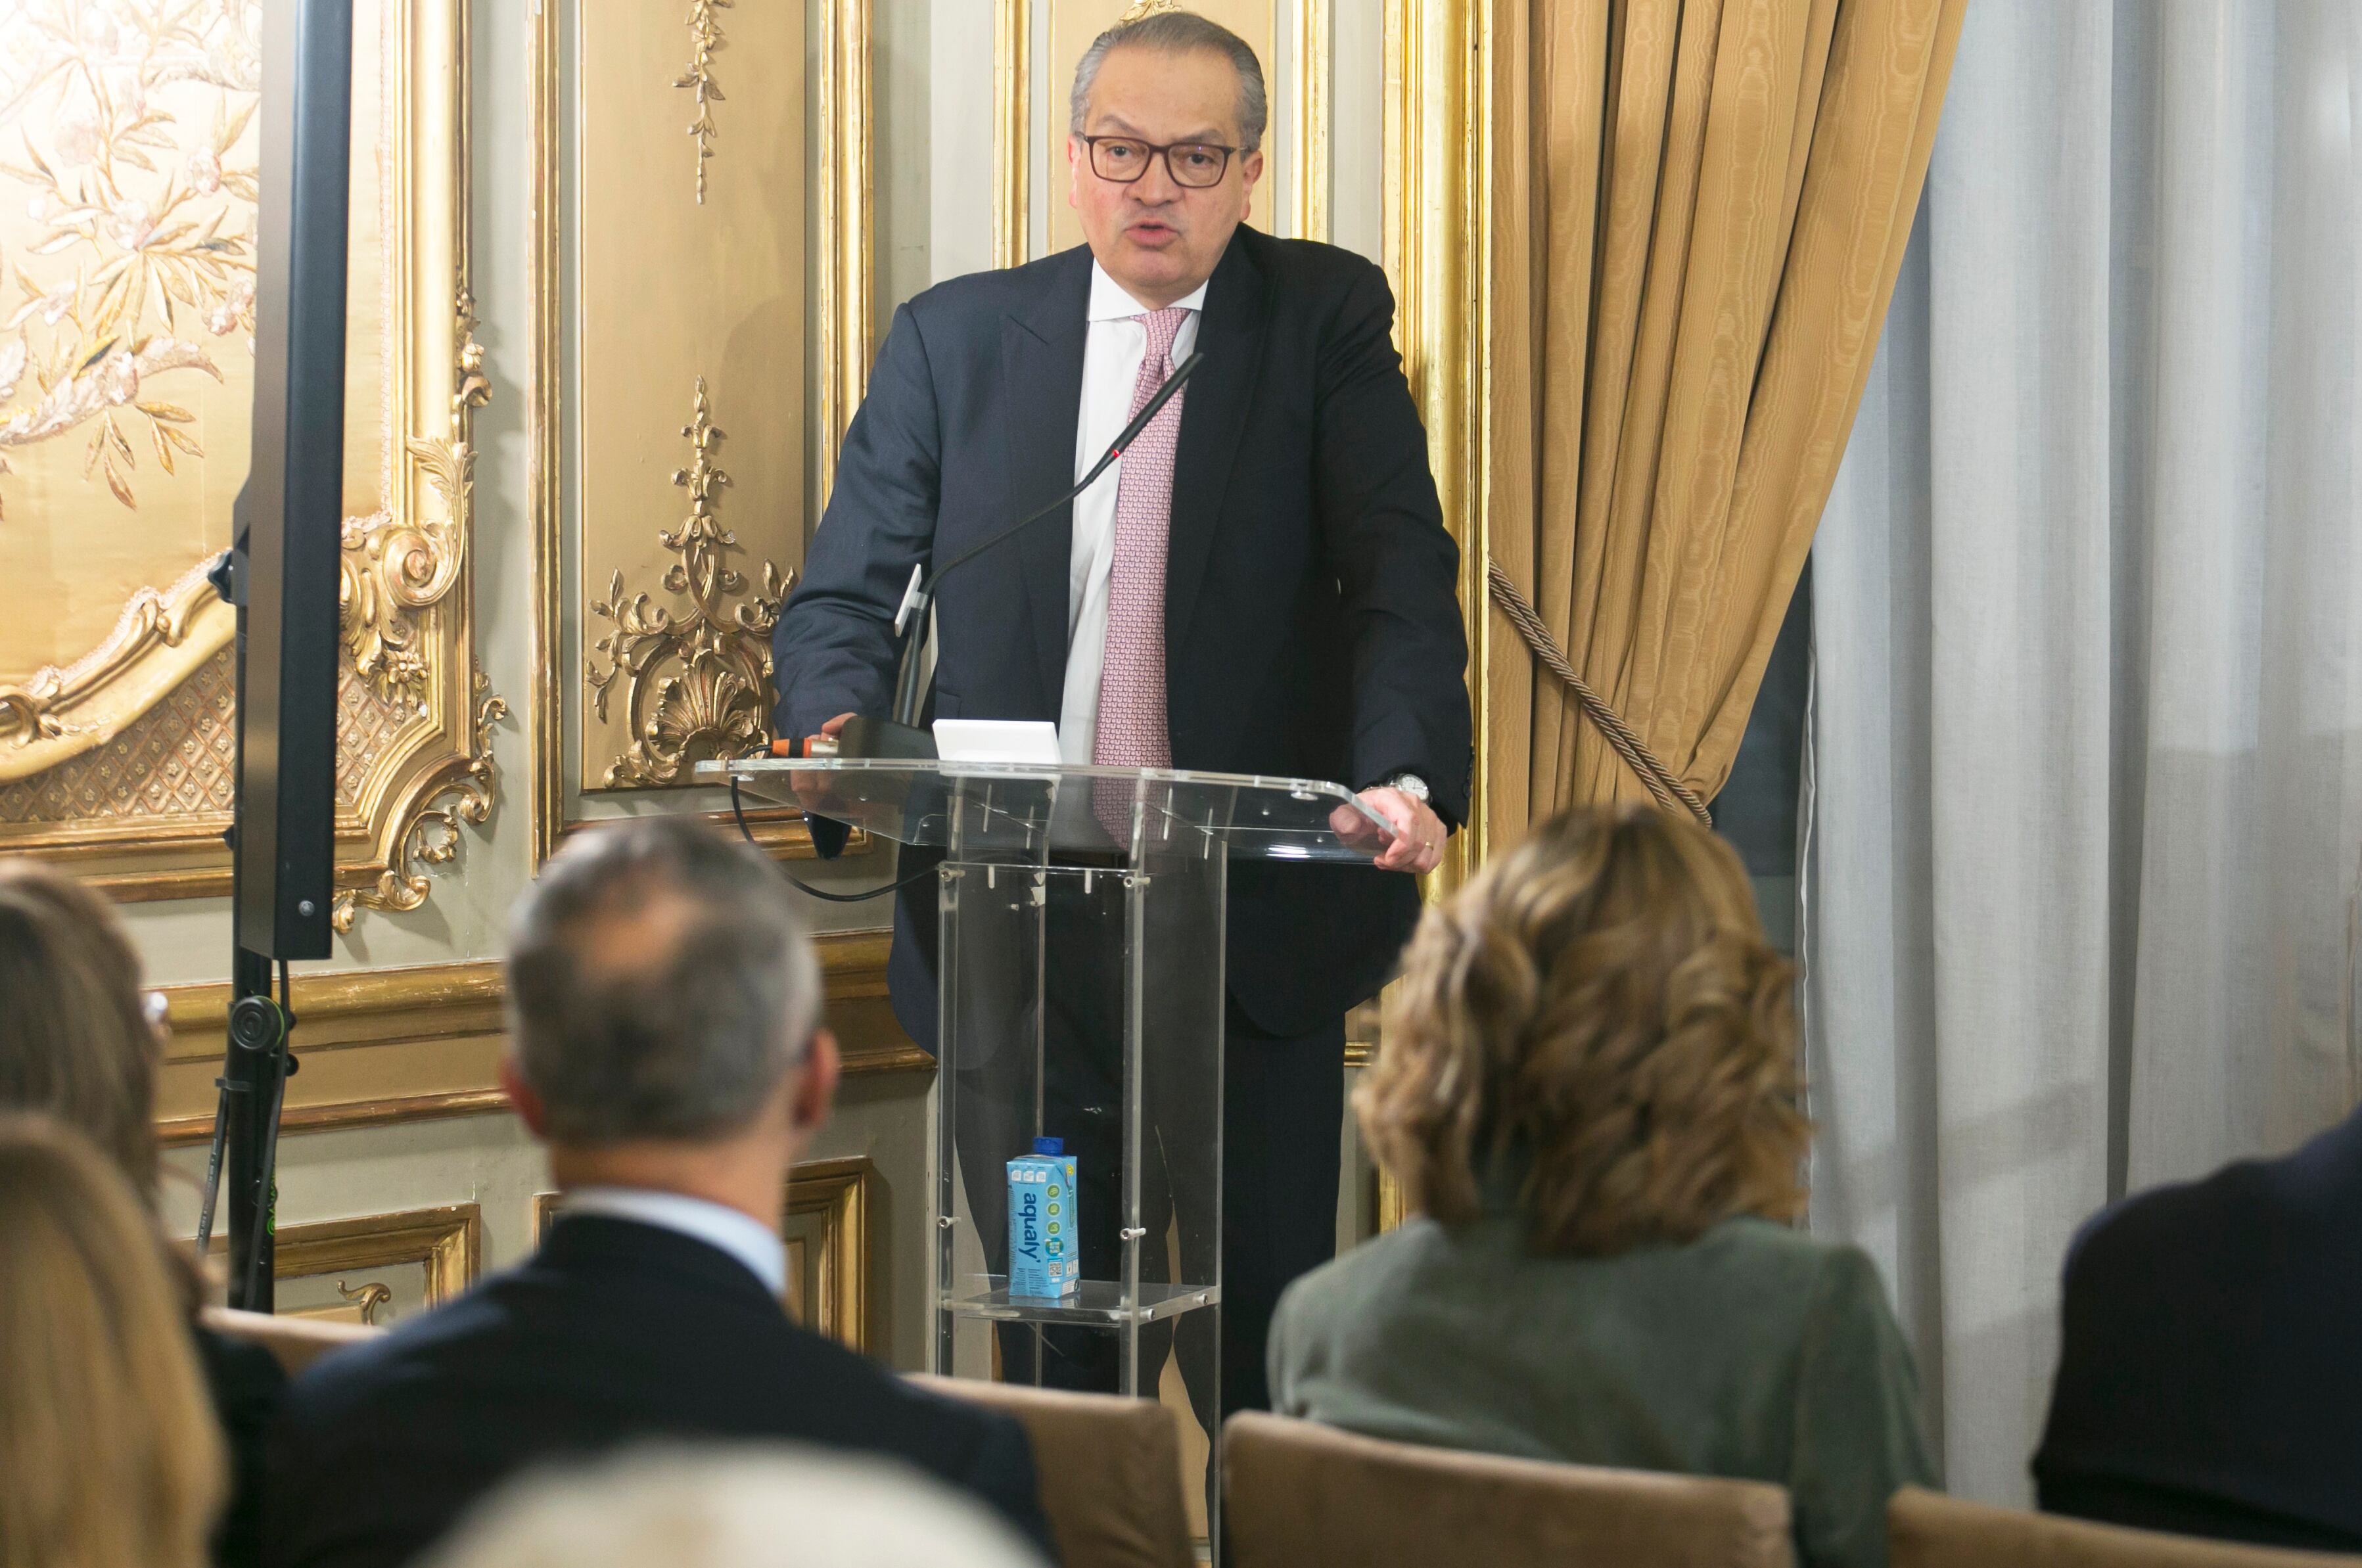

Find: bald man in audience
262;818;1052;1568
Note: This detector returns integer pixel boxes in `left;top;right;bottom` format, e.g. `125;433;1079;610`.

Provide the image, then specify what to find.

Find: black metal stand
187;0;352;1313
193;542;300;1313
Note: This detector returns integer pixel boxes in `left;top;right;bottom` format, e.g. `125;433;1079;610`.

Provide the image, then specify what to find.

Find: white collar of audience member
1088;261;1209;323
561;1186;788;1298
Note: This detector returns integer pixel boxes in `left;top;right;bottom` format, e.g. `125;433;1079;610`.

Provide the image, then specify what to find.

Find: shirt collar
559;1187;787;1298
1087;260;1210;323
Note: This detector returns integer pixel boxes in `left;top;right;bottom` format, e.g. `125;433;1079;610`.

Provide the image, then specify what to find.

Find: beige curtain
1487;0;1967;827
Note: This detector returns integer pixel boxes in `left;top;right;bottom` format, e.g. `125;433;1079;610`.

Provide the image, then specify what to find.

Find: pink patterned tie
1092;306;1188;772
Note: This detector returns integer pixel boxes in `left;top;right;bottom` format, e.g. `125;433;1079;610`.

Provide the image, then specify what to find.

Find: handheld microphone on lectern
823;348;1205;760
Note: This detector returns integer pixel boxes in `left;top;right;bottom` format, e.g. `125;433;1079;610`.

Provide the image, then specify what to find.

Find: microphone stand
829;349;1205;760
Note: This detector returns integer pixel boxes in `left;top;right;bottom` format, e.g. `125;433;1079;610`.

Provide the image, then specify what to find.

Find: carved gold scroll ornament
585;377;790;791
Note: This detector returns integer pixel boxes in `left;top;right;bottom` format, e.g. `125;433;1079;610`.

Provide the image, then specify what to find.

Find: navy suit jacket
262;1216;1054;1567
772;229;1472;1044
2034;1105;2362;1550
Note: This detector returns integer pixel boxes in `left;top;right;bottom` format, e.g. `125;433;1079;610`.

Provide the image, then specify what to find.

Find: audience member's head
1358;804;1806;1256
423;1445;1048;1568
0;1115;225;1568
501;817;837;1198
0;858;165;1198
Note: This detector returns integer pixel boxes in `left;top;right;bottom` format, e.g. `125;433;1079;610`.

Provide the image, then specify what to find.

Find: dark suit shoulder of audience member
266;1215;1048;1568
193;1320;288;1568
1268;806;1936;1568
2035;1103;2362;1552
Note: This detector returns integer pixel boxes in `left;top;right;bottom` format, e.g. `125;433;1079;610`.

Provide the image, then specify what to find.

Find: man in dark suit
771;11;1471;1426
2033;1104;2362;1552
262;818;1051;1568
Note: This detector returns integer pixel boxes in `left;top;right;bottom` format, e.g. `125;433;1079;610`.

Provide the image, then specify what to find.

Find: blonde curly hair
1356;804;1806;1257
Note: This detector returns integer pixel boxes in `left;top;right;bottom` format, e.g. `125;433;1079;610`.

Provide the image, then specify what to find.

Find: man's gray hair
506;816;820;1144
1069;9;1266;154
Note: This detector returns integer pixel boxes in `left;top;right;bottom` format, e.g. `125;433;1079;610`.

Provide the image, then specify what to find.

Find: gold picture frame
532;1155;875;1352
0;0;498;932
204;1201;482;1326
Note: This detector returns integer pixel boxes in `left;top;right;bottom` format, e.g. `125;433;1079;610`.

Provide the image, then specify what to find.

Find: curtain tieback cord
1485;558;1713;825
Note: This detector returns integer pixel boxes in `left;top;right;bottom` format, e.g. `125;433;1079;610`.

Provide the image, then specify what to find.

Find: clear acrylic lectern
705;756;1393;1534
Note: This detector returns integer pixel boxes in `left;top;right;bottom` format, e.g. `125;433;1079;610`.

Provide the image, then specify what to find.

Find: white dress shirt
1057;264;1208;766
561;1186;787;1297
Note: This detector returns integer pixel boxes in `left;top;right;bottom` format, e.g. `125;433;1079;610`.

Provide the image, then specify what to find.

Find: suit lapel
1166;233;1268;660
1003;247;1094;716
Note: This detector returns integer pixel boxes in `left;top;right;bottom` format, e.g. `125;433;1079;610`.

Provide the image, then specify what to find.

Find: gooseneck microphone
827;348;1205;759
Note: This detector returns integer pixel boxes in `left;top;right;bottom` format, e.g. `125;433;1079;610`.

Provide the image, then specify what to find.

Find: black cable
732;777;937;903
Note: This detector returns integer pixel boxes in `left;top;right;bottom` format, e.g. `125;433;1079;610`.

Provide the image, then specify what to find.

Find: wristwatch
1383;772;1431;806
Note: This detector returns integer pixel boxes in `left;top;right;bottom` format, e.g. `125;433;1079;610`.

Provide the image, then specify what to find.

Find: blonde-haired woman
1268;806;1934;1568
0;858;285;1567
0;1115;227;1568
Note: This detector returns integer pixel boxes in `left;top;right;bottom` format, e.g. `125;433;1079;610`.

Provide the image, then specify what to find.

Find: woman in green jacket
1268;805;1936;1568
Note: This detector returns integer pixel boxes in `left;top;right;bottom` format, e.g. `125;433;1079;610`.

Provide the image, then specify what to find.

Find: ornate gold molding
1384;0;1492;887
786;1155;874;1351
1;0;494;931
675;0;730;204
994;0;1030;269
341;290;491;704
0;563;232;777
292;1280;395;1326
534;0;870;864
333;669;507;933
204;1203;482;1314
154;931;931;1147
584;378;791;791
1290;0;1330;242
815;0;873;503
527;0;565;869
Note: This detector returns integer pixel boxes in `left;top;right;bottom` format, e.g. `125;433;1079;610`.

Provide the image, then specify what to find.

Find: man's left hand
1346;787;1448;875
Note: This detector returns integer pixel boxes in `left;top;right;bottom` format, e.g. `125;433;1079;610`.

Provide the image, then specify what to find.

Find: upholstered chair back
1889;1488;2362;1568
1222;1410;1794;1568
917;1375;1194;1568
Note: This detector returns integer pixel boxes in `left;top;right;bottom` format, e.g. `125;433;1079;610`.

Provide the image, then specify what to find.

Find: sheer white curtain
1805;0;2361;1506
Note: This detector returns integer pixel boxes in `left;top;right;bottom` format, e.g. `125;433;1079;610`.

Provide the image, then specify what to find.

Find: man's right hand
804;712;856;756
789;714;860;814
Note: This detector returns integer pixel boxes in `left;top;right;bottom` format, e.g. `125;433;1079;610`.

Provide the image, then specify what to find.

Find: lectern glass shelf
703;757;1391;1427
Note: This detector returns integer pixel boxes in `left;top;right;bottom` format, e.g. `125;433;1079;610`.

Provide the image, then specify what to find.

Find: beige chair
1222;1411;1794;1568
915;1374;1194;1568
1889;1487;2362;1568
201;1305;381;1377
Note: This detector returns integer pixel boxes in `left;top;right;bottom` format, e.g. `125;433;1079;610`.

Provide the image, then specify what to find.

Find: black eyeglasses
1079;135;1238;189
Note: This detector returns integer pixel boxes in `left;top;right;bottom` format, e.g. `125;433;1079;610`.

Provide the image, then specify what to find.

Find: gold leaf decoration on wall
674;0;731;204
331;670;506;934
338;292;490;703
0;563;220;752
585;377;789;790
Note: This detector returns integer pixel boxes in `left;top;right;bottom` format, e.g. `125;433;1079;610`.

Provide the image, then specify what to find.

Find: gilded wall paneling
1383;0;1491;887
530;0;873;860
994;0;1030;269
582;378;787;789
203;1203;482;1325
815;0;873;505
532;1155;873;1350
0;0;502;932
1289;0;1330;242
152;931;928;1147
